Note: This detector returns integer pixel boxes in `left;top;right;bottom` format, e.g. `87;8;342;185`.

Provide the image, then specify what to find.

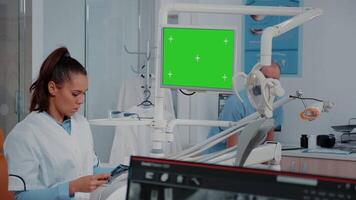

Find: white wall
276;0;356;145
32;0;85;79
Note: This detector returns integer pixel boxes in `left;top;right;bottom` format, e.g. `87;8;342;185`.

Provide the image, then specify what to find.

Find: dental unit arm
167;91;333;168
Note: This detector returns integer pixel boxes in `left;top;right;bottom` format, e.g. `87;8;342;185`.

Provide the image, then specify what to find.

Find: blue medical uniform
207;90;284;153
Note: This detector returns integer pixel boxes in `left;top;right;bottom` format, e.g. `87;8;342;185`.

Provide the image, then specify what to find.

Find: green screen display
162;27;235;91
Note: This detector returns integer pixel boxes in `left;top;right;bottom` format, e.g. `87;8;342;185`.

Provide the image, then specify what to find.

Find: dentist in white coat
5;47;111;200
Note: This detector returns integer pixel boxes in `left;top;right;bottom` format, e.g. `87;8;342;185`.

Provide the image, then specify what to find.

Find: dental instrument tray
331;118;356;143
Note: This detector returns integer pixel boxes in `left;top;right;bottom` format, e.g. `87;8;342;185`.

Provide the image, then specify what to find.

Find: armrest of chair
0;129;15;200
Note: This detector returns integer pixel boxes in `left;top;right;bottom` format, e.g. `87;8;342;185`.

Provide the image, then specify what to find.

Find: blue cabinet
244;0;301;75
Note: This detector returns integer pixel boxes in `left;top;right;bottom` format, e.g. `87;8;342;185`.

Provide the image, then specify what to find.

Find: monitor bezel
127;156;356;200
160;24;238;92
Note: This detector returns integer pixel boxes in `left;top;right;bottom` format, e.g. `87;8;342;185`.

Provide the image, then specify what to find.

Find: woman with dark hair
4;47;111;200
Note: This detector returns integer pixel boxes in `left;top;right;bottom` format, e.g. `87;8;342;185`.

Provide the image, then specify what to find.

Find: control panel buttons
176;175;184;184
160;173;169;182
145;171;155;180
189;177;201;186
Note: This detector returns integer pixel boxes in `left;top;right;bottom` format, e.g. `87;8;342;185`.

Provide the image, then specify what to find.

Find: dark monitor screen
126;156;356;200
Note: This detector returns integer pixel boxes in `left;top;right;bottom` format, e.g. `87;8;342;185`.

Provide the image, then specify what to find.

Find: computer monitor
161;25;237;92
127;156;356;200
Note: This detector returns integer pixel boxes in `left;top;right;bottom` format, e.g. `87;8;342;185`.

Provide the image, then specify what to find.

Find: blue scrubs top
207;90;284;153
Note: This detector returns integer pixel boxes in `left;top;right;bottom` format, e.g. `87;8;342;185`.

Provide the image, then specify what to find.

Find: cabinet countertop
282;149;356;161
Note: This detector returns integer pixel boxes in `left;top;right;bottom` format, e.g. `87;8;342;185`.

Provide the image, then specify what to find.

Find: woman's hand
69;173;111;195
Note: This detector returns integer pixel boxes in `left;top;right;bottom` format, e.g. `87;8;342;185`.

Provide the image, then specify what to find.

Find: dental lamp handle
232;72;247;103
268;79;285;97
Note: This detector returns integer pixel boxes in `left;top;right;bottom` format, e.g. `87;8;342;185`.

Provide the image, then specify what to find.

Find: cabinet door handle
290;161;296;172
301;162;308;173
15;91;20;115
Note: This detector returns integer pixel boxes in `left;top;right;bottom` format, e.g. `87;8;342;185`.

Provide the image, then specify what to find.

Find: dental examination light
233;63;285;118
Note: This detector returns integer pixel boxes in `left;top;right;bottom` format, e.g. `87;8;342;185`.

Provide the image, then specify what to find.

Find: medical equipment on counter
300;134;308;148
332;118;356;143
107;111;140;119
317;134;336;148
90;3;323;161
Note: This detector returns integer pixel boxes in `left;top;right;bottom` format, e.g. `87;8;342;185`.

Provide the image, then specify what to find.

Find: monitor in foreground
126;156;355;200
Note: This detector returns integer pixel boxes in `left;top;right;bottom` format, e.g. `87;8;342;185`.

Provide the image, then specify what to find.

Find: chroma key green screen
162;27;235;91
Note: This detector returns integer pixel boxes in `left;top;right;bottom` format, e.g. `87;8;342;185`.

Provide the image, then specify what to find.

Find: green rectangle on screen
162;27;235;91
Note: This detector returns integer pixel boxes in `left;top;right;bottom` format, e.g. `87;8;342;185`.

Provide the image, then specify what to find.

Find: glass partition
0;0;31;134
86;0;155;162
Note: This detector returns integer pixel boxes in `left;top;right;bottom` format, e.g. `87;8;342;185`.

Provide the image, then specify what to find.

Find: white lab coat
4;112;97;199
109;76;181;165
